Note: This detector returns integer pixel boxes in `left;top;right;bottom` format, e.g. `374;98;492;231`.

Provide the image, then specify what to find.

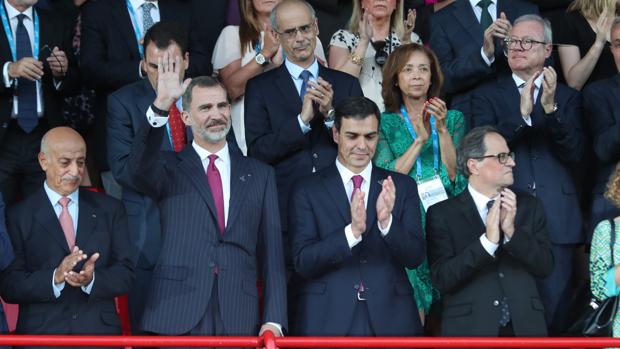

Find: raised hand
595;6;614;44
425;97;448;132
47;46;68;78
520;70;540;118
401;9;416;44
359;10;374;42
483;12;511;58
153;50;191;111
376;176;395;229
540;66;557;114
262;23;280;60
499;188;517;239
351;190;367;239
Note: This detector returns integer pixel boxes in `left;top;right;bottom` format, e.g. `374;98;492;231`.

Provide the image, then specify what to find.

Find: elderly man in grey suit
128;48;286;341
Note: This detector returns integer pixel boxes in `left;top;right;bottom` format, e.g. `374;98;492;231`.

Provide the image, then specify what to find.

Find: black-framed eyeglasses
277;23;314;39
504;37;546;51
472;152;515;164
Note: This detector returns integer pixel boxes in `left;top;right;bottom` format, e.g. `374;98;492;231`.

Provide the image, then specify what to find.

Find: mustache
61;175;80;182
205;119;228;128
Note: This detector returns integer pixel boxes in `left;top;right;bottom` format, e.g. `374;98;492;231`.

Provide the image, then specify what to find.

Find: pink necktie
58;197;75;250
351;175;363;202
207;154;225;234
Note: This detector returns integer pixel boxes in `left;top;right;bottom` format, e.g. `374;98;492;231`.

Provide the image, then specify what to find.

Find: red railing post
263;330;277;349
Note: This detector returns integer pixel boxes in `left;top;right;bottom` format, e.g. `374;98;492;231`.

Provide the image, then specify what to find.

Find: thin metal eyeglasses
472;152;515;164
276;23;314;39
503;37;546;51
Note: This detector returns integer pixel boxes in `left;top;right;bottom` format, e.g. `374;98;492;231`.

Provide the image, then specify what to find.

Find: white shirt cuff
522;115;532;126
81;272;95;294
377;214;392;236
146;106;169;127
344;224;362;249
479;233;499;256
53;79;62;90
480;47;495;66
264;322;283;336
52;268;65;298
3;61;13;87
324;120;334;129
297;114;311;134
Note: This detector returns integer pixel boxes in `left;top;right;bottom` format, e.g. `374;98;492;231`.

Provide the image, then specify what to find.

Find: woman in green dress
590;163;620;338
373;43;467;324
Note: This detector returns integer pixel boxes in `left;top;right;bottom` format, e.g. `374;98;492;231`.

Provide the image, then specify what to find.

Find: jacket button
313;153;318;159
208;262;215;267
498;272;504;278
72;314;78;320
493;300;500;306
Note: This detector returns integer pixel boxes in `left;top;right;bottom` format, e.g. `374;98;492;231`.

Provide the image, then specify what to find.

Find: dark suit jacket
583;74;620;233
289;164;424;336
427;190;553;336
128;125;287;335
245;64;363;231
472;76;584;244
429;0;538;126
0;6;79;142
0;193;12;336
0;188;134;347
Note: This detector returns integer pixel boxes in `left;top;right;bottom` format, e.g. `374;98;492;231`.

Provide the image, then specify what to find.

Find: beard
195;118;231;144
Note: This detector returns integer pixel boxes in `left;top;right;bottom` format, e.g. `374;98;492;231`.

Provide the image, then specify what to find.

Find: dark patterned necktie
142;1;156;33
299;70;311;101
351;175;363;202
477;0;493;30
16;14;37;133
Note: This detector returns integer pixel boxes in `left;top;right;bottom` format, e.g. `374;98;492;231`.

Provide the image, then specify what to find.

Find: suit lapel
321;165;350;223
33;188;70;253
0;5;13;65
365;167;382;230
499;76;523;123
457;190;486;238
452;0;484;46
111;0;141;58
612;75;620;106
177;147;220;224
275;64;302;111
226;150;251;229
75;190;97;248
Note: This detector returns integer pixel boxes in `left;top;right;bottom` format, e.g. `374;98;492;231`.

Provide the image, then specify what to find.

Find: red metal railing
1;334;620;348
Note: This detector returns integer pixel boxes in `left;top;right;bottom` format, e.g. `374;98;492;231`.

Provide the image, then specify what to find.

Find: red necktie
207;154;225;234
58;197;75;250
169;103;186;152
351;175;363;202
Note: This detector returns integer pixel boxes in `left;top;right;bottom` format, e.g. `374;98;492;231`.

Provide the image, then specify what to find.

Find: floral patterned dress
590;218;620;338
373;110;467;313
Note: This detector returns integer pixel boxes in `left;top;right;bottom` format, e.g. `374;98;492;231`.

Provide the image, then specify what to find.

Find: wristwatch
255;53;269;66
545;102;559;115
325;108;336;122
151;103;169;117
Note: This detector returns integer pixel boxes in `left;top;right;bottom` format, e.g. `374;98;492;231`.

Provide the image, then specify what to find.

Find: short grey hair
40;133;49;155
513;14;553;44
457;126;501;178
181;76;229;111
270;0;316;32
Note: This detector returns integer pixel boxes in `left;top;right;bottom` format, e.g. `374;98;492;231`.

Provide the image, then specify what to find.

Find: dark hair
457;126;501;178
382;43;443;113
182;76;230;111
334;97;381;131
143;21;188;57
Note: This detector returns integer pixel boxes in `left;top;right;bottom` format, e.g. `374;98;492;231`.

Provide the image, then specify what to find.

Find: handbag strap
610;218;616;267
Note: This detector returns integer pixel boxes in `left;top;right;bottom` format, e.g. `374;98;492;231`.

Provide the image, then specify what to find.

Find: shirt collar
129;0;159;11
512;72;544;90
335;158;373;188
192;141;230;165
285;58;319;81
5;0;33;21
467;183;497;214
469;0;496;8
44;181;79;208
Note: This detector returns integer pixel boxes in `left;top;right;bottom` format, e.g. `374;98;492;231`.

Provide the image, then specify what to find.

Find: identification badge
417;176;448;212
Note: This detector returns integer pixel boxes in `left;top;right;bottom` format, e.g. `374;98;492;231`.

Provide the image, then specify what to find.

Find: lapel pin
377;179;385;186
91;214;96;218
239;173;252;182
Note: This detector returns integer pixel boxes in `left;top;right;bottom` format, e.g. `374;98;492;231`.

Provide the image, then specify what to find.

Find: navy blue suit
472;76;584;331
128;125;287;335
289;164;424;336
0;193;13;340
0;188;134;349
583;74;620;241
429;0;538;126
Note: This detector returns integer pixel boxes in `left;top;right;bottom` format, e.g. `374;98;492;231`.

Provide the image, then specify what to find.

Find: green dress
590;218;620;339
373;110;467;313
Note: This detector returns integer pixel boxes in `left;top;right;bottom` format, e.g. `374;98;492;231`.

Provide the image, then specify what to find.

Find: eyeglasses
472;152;515;164
277;23;314;39
504;38;547;51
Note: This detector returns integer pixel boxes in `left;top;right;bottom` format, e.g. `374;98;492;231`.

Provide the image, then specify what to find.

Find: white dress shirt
469;0;498;67
192;141;231;226
2;0;45;117
43;183;95;297
335;159;392;249
513;72;544;126
468;184;510;256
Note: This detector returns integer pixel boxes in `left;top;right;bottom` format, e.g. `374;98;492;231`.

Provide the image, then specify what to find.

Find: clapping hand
401;9;416;44
376;176;395;230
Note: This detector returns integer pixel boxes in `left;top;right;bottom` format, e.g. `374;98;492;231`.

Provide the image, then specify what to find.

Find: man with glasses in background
427;125;554;337
244;0;363;332
471;14;584;334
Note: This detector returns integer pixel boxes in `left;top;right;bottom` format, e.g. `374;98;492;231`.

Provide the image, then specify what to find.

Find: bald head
39;127;86;196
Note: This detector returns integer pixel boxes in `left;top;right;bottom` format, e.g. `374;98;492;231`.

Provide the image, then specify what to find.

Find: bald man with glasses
471;14;584;334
